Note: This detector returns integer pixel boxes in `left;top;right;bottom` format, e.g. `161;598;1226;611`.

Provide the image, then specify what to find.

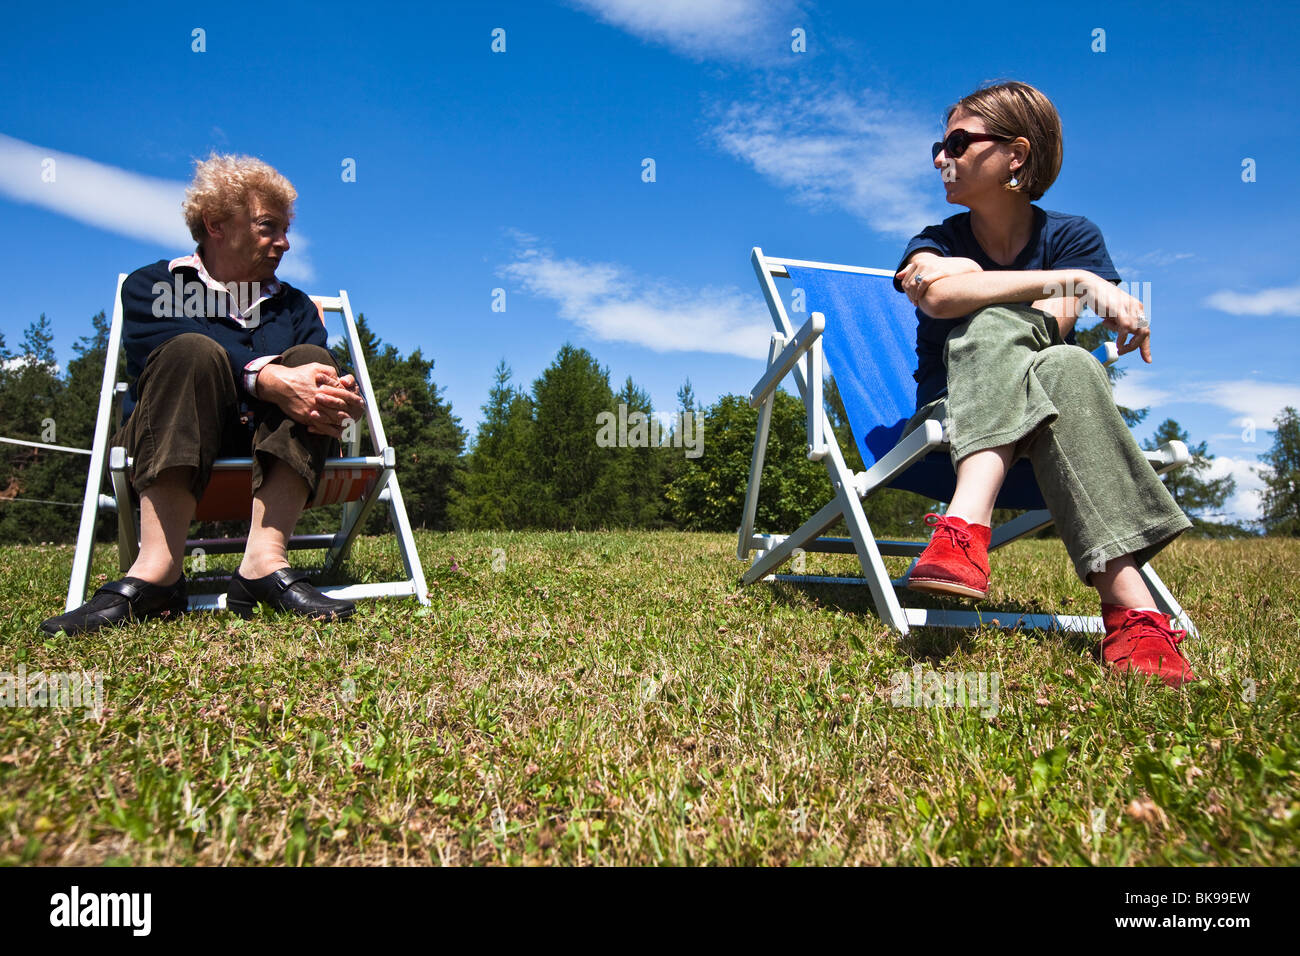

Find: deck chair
738;248;1197;638
63;274;430;613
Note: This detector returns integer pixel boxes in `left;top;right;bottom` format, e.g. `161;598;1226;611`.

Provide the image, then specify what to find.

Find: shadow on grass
760;575;1101;663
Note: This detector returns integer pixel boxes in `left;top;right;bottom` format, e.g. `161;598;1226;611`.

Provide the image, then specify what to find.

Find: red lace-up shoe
906;513;992;600
1100;604;1199;688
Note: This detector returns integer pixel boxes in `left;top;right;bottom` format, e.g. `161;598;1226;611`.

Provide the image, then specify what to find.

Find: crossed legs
943;444;1158;607
906;305;1198;684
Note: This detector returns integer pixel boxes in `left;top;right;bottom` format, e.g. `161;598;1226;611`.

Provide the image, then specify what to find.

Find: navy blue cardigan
120;259;328;416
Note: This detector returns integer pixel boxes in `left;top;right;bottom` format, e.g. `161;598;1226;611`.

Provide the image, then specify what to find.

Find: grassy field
0;531;1297;866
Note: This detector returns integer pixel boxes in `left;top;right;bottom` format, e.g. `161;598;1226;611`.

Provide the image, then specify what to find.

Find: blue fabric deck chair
737;248;1197;638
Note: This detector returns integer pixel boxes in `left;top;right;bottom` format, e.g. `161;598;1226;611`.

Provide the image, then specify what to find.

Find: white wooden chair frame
737;248;1197;639
64;274;430;613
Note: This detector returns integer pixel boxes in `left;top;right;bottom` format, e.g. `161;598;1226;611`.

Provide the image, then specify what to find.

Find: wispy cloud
1112;377;1176;412
570;4;934;239
1112;249;1195;279
500;237;770;358
2;356;61;375
1201;380;1300;430
710;82;942;238
1203;454;1265;527
1114;370;1300;431
568;0;801;61
1204;282;1300;317
0;133;314;283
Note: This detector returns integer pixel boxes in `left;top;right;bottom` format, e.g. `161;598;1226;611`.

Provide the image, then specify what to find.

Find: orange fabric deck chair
63;274;429;613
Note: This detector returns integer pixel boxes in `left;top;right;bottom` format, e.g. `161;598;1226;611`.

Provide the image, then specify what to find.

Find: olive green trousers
904;305;1190;584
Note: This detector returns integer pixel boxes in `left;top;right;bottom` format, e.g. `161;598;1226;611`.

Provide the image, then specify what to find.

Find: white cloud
1111;249;1195;279
1202;454;1265;527
0;133;314;283
1111;377;1176;411
1201;380;1300;432
278;233;313;285
2;355;61;375
501;239;771;358
1112;374;1300;436
711;83;942;238
1204;283;1300;317
1138;251;1195;267
568;0;800;60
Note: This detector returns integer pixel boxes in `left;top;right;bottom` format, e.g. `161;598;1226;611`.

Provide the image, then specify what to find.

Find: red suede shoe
906;513;992;600
1100;604;1199;688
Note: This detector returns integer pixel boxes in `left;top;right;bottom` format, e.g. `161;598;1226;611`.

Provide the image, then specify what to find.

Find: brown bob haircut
946;81;1063;201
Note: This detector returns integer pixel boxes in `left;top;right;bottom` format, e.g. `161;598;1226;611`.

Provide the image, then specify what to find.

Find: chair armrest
1146;439;1190;475
1092;341;1119;366
748;312;825;408
112;382;129;430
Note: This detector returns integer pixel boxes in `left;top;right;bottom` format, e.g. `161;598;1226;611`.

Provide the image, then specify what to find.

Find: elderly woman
42;154;365;635
892;81;1197;687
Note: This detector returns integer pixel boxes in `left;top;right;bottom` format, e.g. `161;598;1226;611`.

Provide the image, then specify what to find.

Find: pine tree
667;390;827;532
451;361;539;529
595;376;668;528
530;344;616;529
1141;419;1240;536
331;313;466;531
0;316;77;541
1258;406;1300;536
654;379;699;526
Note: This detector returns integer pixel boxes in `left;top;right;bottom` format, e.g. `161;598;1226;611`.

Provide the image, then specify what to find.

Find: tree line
2;312;1296;542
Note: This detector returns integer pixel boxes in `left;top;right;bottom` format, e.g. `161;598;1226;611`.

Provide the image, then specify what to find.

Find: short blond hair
182;153;297;242
947;81;1063;201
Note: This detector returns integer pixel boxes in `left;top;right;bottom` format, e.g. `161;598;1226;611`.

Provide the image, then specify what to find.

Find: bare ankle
239;556;290;579
125;563;182;587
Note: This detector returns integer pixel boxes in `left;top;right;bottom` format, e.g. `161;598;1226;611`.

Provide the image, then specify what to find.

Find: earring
1005;170;1021;190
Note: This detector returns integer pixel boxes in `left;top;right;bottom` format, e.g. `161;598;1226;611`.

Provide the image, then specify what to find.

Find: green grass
0;531;1297;865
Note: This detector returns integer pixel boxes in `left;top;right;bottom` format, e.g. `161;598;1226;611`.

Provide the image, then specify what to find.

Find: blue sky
1;0;1296;524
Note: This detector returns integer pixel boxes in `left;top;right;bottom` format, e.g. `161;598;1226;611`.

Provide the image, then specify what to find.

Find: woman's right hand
896;252;983;306
1076;271;1152;363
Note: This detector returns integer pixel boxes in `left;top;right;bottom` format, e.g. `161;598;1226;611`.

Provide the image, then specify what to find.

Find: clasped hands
257;362;366;439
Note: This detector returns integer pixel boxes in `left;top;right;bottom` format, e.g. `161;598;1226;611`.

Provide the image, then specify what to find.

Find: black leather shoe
40;575;188;636
226;568;355;621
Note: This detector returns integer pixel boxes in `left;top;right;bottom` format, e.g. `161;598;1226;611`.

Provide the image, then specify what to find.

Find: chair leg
834;479;910;635
324;463;393;571
109;448;139;573
384;474;430;606
892;555;920;589
66;497;101;612
1136;562;1199;640
988;508;1054;550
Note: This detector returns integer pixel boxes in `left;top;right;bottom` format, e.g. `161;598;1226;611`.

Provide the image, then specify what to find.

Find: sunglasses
931;129;1011;161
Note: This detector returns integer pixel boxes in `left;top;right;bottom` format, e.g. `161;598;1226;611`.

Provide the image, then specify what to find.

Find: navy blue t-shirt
893;206;1121;407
